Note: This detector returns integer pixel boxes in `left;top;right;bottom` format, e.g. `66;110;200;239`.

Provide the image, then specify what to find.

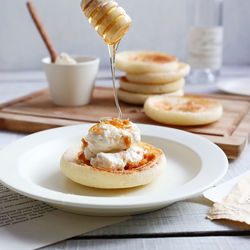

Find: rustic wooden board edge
0;89;48;109
0;112;83;134
0;111;247;159
185;92;250;102
1;88;250;159
0;87;111;109
1;87;250;110
233;114;250;139
203;134;248;159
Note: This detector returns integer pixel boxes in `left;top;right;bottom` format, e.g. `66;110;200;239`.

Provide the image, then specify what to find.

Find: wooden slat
82;198;250;237
0;112;83;133
202;134;247;159
2;88;249;136
0;89;48;109
42;236;250;250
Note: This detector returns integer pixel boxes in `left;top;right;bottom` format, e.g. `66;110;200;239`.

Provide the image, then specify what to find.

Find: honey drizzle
83;0;127;119
108;43;122;119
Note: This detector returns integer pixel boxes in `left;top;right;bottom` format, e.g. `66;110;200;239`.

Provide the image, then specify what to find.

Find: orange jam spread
123;136;131;148
78;151;90;165
103;117;131;129
124;153;156;170
88;118;132;135
155;100;207;113
89;124;103;135
81;138;88;148
78;151;156;171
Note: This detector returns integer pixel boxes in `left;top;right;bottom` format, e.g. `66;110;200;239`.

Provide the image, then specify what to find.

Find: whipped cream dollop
90;145;144;171
55;53;77;65
82;118;144;170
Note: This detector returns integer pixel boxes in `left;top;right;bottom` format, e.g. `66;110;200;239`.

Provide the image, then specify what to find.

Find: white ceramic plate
0;124;228;216
217;77;250;96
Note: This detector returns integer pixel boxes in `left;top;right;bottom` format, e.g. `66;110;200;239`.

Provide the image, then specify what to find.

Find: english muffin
116;51;179;74
60;118;166;189
144;96;223;126
126;63;190;84
120;76;185;94
118;88;184;105
61;142;166;189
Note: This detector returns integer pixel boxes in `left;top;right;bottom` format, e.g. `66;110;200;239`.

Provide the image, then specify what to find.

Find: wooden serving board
0;87;250;159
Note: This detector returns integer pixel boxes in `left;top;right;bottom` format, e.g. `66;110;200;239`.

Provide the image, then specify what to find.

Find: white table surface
0;66;250;249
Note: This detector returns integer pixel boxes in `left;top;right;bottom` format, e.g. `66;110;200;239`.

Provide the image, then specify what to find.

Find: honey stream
83;0;130;119
108;43;122;119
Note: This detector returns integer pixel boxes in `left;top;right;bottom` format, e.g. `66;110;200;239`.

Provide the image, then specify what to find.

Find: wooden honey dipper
81;0;131;45
27;1;58;63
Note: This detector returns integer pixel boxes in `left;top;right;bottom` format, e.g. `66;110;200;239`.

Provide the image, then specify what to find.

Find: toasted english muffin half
144;96;223;126
115;51;179;74
126;63;190;84
118;88;184;105
120;76;185;94
60;142;166;189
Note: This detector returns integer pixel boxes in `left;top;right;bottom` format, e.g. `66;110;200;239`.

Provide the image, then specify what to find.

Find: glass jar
187;0;223;84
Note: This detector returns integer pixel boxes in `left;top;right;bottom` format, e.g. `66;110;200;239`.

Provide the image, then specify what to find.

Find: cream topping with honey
90;145;144;170
80;118;144;170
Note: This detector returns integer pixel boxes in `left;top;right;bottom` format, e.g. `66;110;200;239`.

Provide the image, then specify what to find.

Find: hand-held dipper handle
27;1;58;63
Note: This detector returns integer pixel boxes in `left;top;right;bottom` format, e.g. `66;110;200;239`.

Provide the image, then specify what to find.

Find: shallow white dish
0;124;228;216
217;77;250;96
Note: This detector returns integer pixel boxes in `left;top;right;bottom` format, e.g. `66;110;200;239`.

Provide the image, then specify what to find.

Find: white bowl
0;124;228;216
42;56;100;106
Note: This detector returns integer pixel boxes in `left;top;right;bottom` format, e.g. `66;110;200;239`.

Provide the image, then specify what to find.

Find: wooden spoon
27;1;58;63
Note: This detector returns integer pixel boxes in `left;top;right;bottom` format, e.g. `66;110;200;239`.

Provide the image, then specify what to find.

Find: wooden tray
0;87;250;159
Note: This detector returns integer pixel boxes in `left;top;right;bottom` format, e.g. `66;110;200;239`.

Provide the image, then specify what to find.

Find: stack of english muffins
116;51;190;104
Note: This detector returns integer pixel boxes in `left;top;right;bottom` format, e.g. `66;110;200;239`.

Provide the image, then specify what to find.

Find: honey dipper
27;1;58;62
81;0;131;44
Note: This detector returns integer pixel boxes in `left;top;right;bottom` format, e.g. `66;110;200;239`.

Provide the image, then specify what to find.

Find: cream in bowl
42;55;100;106
55;53;77;65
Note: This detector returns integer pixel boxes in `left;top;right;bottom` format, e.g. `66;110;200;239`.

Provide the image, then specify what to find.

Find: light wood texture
1;87;250;158
0;112;81;133
84;198;250;237
43;236;250;250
